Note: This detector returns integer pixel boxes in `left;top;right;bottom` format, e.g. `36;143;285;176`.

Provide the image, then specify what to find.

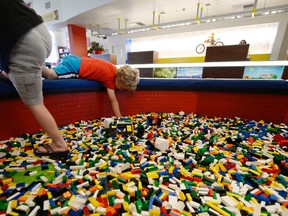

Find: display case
202;44;250;78
127;51;159;77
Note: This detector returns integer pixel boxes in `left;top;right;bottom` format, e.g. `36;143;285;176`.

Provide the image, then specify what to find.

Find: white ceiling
50;0;288;35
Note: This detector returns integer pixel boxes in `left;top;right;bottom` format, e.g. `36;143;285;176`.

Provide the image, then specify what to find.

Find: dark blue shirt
0;0;43;72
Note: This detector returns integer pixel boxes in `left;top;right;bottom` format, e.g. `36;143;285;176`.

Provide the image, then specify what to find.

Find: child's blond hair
116;65;140;91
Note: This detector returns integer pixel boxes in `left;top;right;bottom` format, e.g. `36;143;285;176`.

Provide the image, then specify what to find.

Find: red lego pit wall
0;90;287;140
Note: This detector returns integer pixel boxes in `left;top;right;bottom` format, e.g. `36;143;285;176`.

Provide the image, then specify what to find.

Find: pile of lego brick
0;112;288;216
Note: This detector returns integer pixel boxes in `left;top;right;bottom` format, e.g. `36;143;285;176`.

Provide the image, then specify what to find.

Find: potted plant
88;41;105;54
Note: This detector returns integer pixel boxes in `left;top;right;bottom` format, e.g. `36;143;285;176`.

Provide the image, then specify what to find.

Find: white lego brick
155;137;169;152
173;201;185;212
104;118;114;128
168;195;178;207
28;206;40;216
43;200;50;211
221;195;238;207
253;204;261;216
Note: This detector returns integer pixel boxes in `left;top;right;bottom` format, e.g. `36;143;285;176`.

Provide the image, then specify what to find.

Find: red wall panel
68;24;88;57
1;91;287;140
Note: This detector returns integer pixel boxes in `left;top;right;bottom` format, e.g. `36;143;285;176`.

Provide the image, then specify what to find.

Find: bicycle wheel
214;41;224;46
196;44;205;54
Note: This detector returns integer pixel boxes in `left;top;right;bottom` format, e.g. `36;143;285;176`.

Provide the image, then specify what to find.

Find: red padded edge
1;90;287;140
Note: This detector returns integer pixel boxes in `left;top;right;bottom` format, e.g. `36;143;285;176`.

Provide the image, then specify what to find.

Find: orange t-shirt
79;57;117;89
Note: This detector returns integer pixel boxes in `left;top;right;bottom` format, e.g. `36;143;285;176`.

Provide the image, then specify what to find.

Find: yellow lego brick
149;209;161;216
255;140;263;145
8;183;16;188
159;192;168;201
10;200;17;209
255;167;263;174
250;197;259;204
107;172;118;179
227;169;236;174
178;191;186;201
146;171;159;179
249;169;261;176
236;201;244;210
223;151;230;157
8;212;19;216
269;151;279;155
47;191;52;199
90;213;101;216
217;175;223;183
95;184;103;190
168;166;175;174
270;181;284;189
206;201;230;216
218;162;227;172
182;210;192;216
242;206;253;213
180;168;189;177
138;180;142;190
121;173;138;179
240;167;249;172
78;188;87;195
3;178;13;184
191;170;202;177
227;191;241;199
68;195;75;205
88;197;100;208
99;162;108;170
210;166;219;174
217;138;226;142
237;155;244;160
98;172;107;178
107;191;117;197
101;194;107;199
186;193;192;202
123;201;130;212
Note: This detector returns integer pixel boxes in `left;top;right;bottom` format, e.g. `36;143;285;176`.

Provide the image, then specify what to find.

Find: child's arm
107;88;121;117
0;71;10;80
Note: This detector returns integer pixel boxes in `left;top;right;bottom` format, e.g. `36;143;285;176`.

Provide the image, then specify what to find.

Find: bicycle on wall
196;33;224;54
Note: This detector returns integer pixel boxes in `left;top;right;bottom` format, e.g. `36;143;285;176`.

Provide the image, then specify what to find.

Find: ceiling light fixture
152;11;156;28
105;5;287;37
251;0;258;18
117;18;121;33
124;19;128;34
196;2;200;23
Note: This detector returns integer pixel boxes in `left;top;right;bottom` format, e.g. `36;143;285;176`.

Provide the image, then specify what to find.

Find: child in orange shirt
42;55;140;118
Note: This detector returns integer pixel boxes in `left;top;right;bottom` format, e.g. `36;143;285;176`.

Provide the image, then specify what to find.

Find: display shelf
90;54;117;64
120;61;288;79
58;46;70;60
